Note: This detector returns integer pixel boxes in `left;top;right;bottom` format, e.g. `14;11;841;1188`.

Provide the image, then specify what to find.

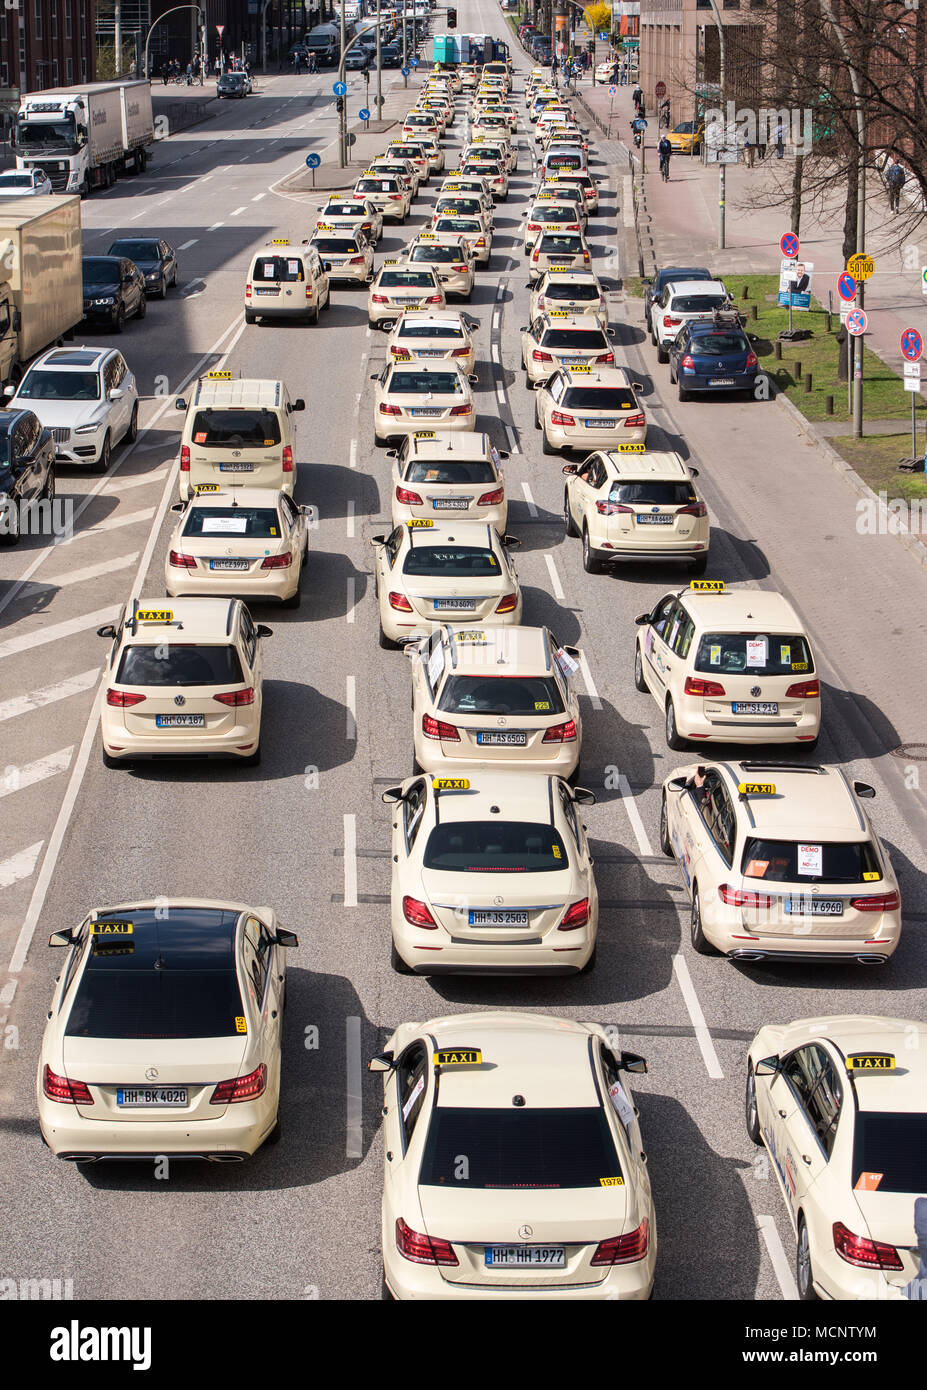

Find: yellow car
661;761;901;961
747;1015;925;1300
388;431;508;531
666;121;704;154
534;366;647;455
164;487;310;607
408;624;583;779
369;1012;656;1297
96;597;270;766
37;899;297;1162
386;309;476;375
368;262;445;330
371;358;477;445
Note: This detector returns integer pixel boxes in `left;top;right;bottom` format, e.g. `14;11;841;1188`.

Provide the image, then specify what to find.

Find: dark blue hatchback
668;317;758;399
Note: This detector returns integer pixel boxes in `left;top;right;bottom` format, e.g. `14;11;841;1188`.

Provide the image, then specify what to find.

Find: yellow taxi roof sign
433;1047;482;1066
567;365;593;374
690;579;725;592
193;483;221;492
90;920;133;935
432;777;470;791
546;310;570;317
614;442;647;453
846;1053;896;1072
454;629;487;643
413;431;437;439
271;238;290;245
206;371;234;380
135;608;173;623
316;223;334;231
407;518;434;527
738;782;776;796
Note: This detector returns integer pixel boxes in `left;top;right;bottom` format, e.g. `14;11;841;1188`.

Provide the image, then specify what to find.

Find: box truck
0;195;83;387
14;81;154;196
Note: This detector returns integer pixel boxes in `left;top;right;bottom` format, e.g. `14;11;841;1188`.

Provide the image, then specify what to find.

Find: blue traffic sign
780;232;799;259
901;327;923;362
837;272;856;302
359;107;371;121
401;66;410;77
332;80;347;96
305;152;321;169
846;308;867;337
410;56;419;67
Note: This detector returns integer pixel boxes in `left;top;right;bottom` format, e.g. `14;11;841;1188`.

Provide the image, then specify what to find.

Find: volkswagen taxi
386;310;476;375
530;268;608;327
521;313;615;386
368;262;445;329
352;171;412;222
660;761;901;960
308;227;374;284
368;156;420;199
546;170;600;215
388;431;508;531
535;366;647;455
402;110;441;142
746;1015;924;1299
244;239;330;324
372;358;477;444
174;373;305;501
529;231;591;283
431;215;492;266
164;488;311;608
96;597;271;766
401;234;475;300
634;583;823;751
369;1012;655;1296
315;195;382;244
387;139;433;183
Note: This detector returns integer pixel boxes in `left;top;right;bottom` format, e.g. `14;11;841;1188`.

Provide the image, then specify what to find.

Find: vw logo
518;1224;533;1240
145;1067;159;1080
750;685;761;697
174;695;185;706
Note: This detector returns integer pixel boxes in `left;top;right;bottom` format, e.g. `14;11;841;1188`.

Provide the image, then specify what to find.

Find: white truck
13;81;154;196
0;195;83;387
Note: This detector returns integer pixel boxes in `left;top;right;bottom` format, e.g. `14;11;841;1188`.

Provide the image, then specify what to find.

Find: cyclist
658;133;672;181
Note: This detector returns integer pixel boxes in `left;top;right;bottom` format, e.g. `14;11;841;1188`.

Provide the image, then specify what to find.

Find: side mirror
48;929;76;947
371;534;386;545
634;613;650;626
370;373;381;380
754;1056;779;1077
467;373;479;385
96;624;116;638
381;786;405;804
497;450;510;461
572;786;596;805
108;388;125;401
561;463;577;475
2;384;15;399
619;1051;648;1074
256;624;273;638
11;309;21;333
666;775;687;792
293;398;305;412
562;644;581;659
853;781;876;798
174;397;187;410
501;533;521;548
607;327;616;339
632;382;645;393
688;466;700;478
169;502;185;513
367;1052;396;1073
275;928;299;947
322;261;332;272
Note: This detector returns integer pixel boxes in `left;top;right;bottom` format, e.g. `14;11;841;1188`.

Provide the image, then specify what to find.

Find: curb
776;391;927;571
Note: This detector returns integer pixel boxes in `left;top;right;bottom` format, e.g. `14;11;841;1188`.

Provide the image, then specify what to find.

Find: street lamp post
337;27;378;166
261;0;272;74
144;5;205;85
705;0;726;251
402;0;408;89
376;0;383;127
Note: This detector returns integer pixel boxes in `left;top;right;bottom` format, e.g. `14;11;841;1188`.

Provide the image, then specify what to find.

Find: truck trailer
0;195;83;387
14;81;154;196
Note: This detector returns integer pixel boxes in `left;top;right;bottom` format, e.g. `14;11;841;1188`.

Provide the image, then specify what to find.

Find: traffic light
447;7;457;27
336;96;344;114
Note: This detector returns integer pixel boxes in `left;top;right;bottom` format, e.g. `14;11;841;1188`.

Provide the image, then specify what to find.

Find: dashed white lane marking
346;1015;363;1157
127;211;145;221
0;607;119;662
672;953;724;1080
346;576;357;623
178;238;199;250
347;500;355;537
207;221;225;231
0;841;43;890
503;424;517;454
0;747;73;801
544;552;565;602
0;669;100;724
757;1216;799;1301
349;438;357;470
230;205;246;216
577;650;602;711
346;675;357;741
343;814;358;907
521;481;537;516
496;283;504;301
494;382;506;406
40;553;140;589
491;343;501;363
616;772;653;857
251;192;266;201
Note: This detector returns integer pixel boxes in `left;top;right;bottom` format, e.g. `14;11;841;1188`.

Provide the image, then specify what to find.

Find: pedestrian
292;50;301;75
756;127;767;160
660;97;670;128
886;161;906;213
638;98;646;120
632;81;642;111
309;51;318;74
775;117;784;158
742;131;755;168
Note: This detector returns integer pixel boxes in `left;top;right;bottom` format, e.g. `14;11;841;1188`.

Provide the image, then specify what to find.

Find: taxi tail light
582;250;590;261
422;712;460;741
680;354;695;369
380;403;402;416
349;256;367;265
745;351;758;369
426;294;443;303
550;410;575;427
106;689;146;707
850;891;900;912
260;553;292;570
595;352;615;364
402;895;438;929
478;486;504;506
676;501;707;517
558;898;589;930
388;194;403;201
718;883;776;910
245;283;252;300
372;293;388;303
623;413;646;429
832;1222;903;1271
527;221;541;231
169;549;197;568
475;237;487;247
596;501;633;516
451;347;471;357
388;591;413;612
684;676;726;697
210;1063;268;1105
536;296;546;308
452;264;469;273
396;1217;458;1265
495;592;518;613
282;446;294;473
305;285;314;299
450;404;472;416
214;687;255;706
43;1064;93;1105
391;346;409;356
591;1219;649;1265
180;446;190;472
567;223;580;231
785;679;820;698
396;486;424;505
542;718;577;742
532;349;553;362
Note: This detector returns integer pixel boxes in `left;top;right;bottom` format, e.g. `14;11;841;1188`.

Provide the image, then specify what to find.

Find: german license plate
156;714;206;728
219;462;254;472
417;350;444;357
117;1087;188;1107
469;909;530;926
477;731;527;746
255;288;277;295
397;297;422;305
709;377;735;386
434;597;476;610
412;408;442;416
585;418;615;427
636;514;673;525
486;1246;565;1266
210;559;250;571
561;357;585;365
784;897;844;916
731;702;779;715
432;498;469;510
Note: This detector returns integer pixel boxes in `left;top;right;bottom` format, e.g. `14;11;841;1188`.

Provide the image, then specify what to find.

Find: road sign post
359;106;370;130
847;254;874;438
305;151;321;187
901;328;923;459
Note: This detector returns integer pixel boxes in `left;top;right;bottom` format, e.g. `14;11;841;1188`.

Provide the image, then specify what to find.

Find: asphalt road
1;0;926;1302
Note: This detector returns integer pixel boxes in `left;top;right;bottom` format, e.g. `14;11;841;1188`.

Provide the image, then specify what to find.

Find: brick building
0;0;97;95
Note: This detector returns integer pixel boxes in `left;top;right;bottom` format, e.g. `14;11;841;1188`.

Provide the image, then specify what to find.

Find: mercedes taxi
387;139;432;184
439;173;495;219
368;262;446;330
522;201;585;257
388;431;508;531
528;232;591;282
431;214;492;267
530;268;608;326
315;195;382;244
371;358;477;445
401;233;475;300
386;310;476;375
164;488;311;608
352;170;412;222
308;227;374;284
521;312;615;386
535;366;647;455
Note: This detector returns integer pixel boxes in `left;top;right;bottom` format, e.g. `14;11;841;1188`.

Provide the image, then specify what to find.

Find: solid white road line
347;500;355;537
0;607;119;662
544;552;565;602
41;553;140;589
178;238;199;250
577;650;602;711
617;772;653;857
0;841;43;890
521;482;538;517
343;814;358;907
345;1015;363;1158
346;675;357;741
0;669;100;724
757;1216;799;1300
0;747;73;801
672;953;724;1079
346;576;357;623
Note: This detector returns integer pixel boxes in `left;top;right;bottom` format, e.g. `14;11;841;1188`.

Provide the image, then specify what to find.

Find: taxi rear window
252;256;304;283
542;329;607;349
694;633;813;675
116;644;244;687
409;246;460;264
419;1107;622;1188
545;282;598;301
407;460;494;484
436;199;482;215
313;237;359;253
398;321;463;339
610;481;695;506
183;506;281;539
190;409;281;449
439;674;564;716
356;178;397;192
539;235;583;252
563;387;635;409
423;822;569;873
325;203;359;214
740;838;881;884
545;153;583;169
435;218;481;233
380;270;435;287
403;545;498;577
852;1113;927;1194
389;371;462;394
531;206;575;221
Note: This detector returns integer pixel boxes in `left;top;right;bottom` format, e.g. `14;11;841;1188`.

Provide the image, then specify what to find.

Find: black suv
82;257;147;332
0;408;55;545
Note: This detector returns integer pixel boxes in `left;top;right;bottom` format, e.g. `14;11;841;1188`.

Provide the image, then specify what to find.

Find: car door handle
386;1151;393;1162
639;1151;647;1163
802;1154;813;1165
778;1108;788;1118
270;1010;278;1019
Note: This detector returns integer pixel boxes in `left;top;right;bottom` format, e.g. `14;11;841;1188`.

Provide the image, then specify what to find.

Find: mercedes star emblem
493;895;503;905
518;1225;533;1240
498;716;507;725
145;1067;159;1080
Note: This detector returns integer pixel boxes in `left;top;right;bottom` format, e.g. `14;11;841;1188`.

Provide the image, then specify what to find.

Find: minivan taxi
175;373;305;501
244;239;330;324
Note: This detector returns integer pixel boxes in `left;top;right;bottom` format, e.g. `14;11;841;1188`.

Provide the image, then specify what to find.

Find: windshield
694;633;814;676
252;255;304;282
423;822;569;873
610;481;695;505
15;117;77;151
545;281;598;302
83;260;121;285
115;644;245;687
439;674;564;716
403;545;498;577
688;332;748;355
852;1113;927;1194
183;506;281;539
380;270;435;287
562;387;636;409
0;174;38;187
18;369;100;401
542;329;607;349
407;460;494;483
325;203;360;215
741;838;881;884
398;322;463;340
420;1107;622;1188
388;371;462;394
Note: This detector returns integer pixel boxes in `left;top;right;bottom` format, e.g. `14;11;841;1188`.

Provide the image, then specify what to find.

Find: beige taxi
747;1015;924;1300
535;366;648;455
408;624;584;779
634;582;823;750
384;772;597;974
522;200;585;256
402;110;441;142
401;233;475;300
315;195;382;244
96;596;271;766
661;760;900;961
528;230;591;283
308;227;374;284
521;312;615;385
352;170;412;222
369;1011;656;1298
372;358;477;445
386;309;476;375
417;135;445;175
244;239;330;325
431;193;492;229
387;139;432;184
460;158;509;202
372;520;522;647
164;488;311;608
465;136;516;176
537;179;593;222
368;262;446;329
438;174;494;220
174;373;305;501
563;448;709;573
531;268;608;327
368;155;420;199
388;431;509;531
431;213;492;266
542;169;600;214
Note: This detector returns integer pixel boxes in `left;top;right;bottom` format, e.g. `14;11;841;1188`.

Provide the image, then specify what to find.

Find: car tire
309;301;320;324
126;402;139;445
582;524;605;574
665;697;686;751
541;429;556;456
0;499;19;546
564;490;579;537
282;585;301;610
102;748;123;769
796;1217;819;1301
690;884;718;955
44;467;56;501
656;341;669;364
745;1063;763;1145
114;306;126;334
650;323;657;346
95;431;112;475
245;310;256;324
136;294;147;321
390;938;414;974
690;552;708;575
158;279;167;300
659;791;674;856
534;408;541;430
634;643;648;692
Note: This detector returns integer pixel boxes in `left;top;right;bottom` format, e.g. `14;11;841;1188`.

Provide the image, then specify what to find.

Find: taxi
96;596;270;766
438;174;494;219
408;624;583;779
535;109;574;143
388;431;508;531
530;268;608;327
308;227;374;284
528;230;591;282
383;774;597;974
352;170;412;222
367;156;419;199
387;139;432;184
522;200;584;256
244;239;330;325
481;60;511;88
432;194;492;228
746;1015;924;1300
372;358;477;445
562;449;709;574
164;488;311;608
431;214;492;266
368;262;445;330
402;110;441;142
372;520;522;647
369;1011;655;1297
417;135;445;175
543;169;600;215
386;309;476;374
534;183;591;227
661;761;901;961
473;112;515;141
460;157;509;201
314;195;382;244
174;373;305;501
535;366;647;455
633;583;823;750
418;97;452;131
37;898;298;1162
465;137;516;176
520;312;615;386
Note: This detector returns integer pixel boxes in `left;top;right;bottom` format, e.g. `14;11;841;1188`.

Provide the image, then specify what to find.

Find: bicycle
659;154;670;182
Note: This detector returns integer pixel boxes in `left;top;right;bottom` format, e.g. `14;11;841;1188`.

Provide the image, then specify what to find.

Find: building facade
638;0;766;124
0;0;97;95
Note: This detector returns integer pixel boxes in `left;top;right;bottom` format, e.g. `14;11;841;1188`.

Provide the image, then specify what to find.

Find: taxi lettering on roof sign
568;365;593;374
432;777;470;790
235;1016;248;1034
544;224;566;232
413;431;437;439
193;483;221;492
846;1053;896;1071
407;518;434;527
738;782;776;796
206;371;234;380
271;238;290;245
433;1047;482;1066
383;258;399;266
418;232;437;240
614;442;646;453
90;920;133;935
135;608;173;623
454;629;487;643
547;310;570;318
689;579;725;592
316;223;334;231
